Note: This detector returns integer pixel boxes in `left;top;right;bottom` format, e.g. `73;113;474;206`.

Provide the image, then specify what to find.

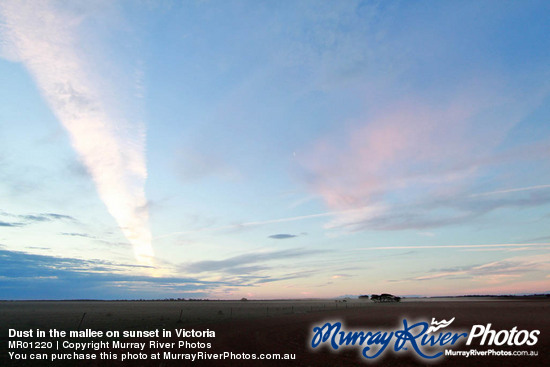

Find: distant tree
241;297;248;301
371;293;400;303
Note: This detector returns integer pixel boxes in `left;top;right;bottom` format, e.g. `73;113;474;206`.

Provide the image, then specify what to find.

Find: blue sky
1;0;549;299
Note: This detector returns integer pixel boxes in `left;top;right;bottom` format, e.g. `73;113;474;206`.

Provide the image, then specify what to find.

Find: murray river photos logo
310;317;540;361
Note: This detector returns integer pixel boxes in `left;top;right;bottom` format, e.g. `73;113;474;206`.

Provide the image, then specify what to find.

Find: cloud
0;1;153;264
219;265;271;276
19;213;75;223
299;92;550;232
325;187;550;232
157;206;383;239
253;269;319;284
396;253;550;284
268;234;298;240
181;248;321;274
41;213;75;221
60;232;95;239
294;3;550;234
469;184;550;198
18;215;50;222
0;249;222;300
521;235;550;243
0;211;76;227
178;249;328;288
358;242;549;251
0;221;24;227
331;274;351;279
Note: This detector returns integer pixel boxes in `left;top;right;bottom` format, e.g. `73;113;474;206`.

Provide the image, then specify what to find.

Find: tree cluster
369;293;401;303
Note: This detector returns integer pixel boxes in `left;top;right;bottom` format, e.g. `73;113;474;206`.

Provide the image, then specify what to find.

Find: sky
0;0;549;300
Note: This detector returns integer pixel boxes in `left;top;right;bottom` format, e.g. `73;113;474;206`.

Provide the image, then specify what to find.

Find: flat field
1;298;548;366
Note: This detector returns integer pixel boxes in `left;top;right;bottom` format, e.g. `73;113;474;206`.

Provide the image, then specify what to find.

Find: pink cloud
298;85;545;230
402;253;550;293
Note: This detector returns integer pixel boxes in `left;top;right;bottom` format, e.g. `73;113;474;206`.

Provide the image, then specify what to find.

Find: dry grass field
0;299;371;332
1;298;548;366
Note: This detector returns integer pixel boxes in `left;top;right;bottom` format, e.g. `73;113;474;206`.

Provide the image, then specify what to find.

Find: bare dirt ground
1;298;548;366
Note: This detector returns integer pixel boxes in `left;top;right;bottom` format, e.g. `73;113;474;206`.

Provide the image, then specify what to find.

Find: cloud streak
268;234;298;240
469;184;550;198
0;1;153;264
405;254;550;284
181;248;324;274
358;242;550;251
0;221;23;227
156;206;380;239
0;210;75;227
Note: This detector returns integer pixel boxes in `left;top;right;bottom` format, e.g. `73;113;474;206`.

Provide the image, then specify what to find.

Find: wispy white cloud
357;243;550;251
407;253;550;285
0;1;153;264
155;205;383;239
331;274;351;279
469;184;550;198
